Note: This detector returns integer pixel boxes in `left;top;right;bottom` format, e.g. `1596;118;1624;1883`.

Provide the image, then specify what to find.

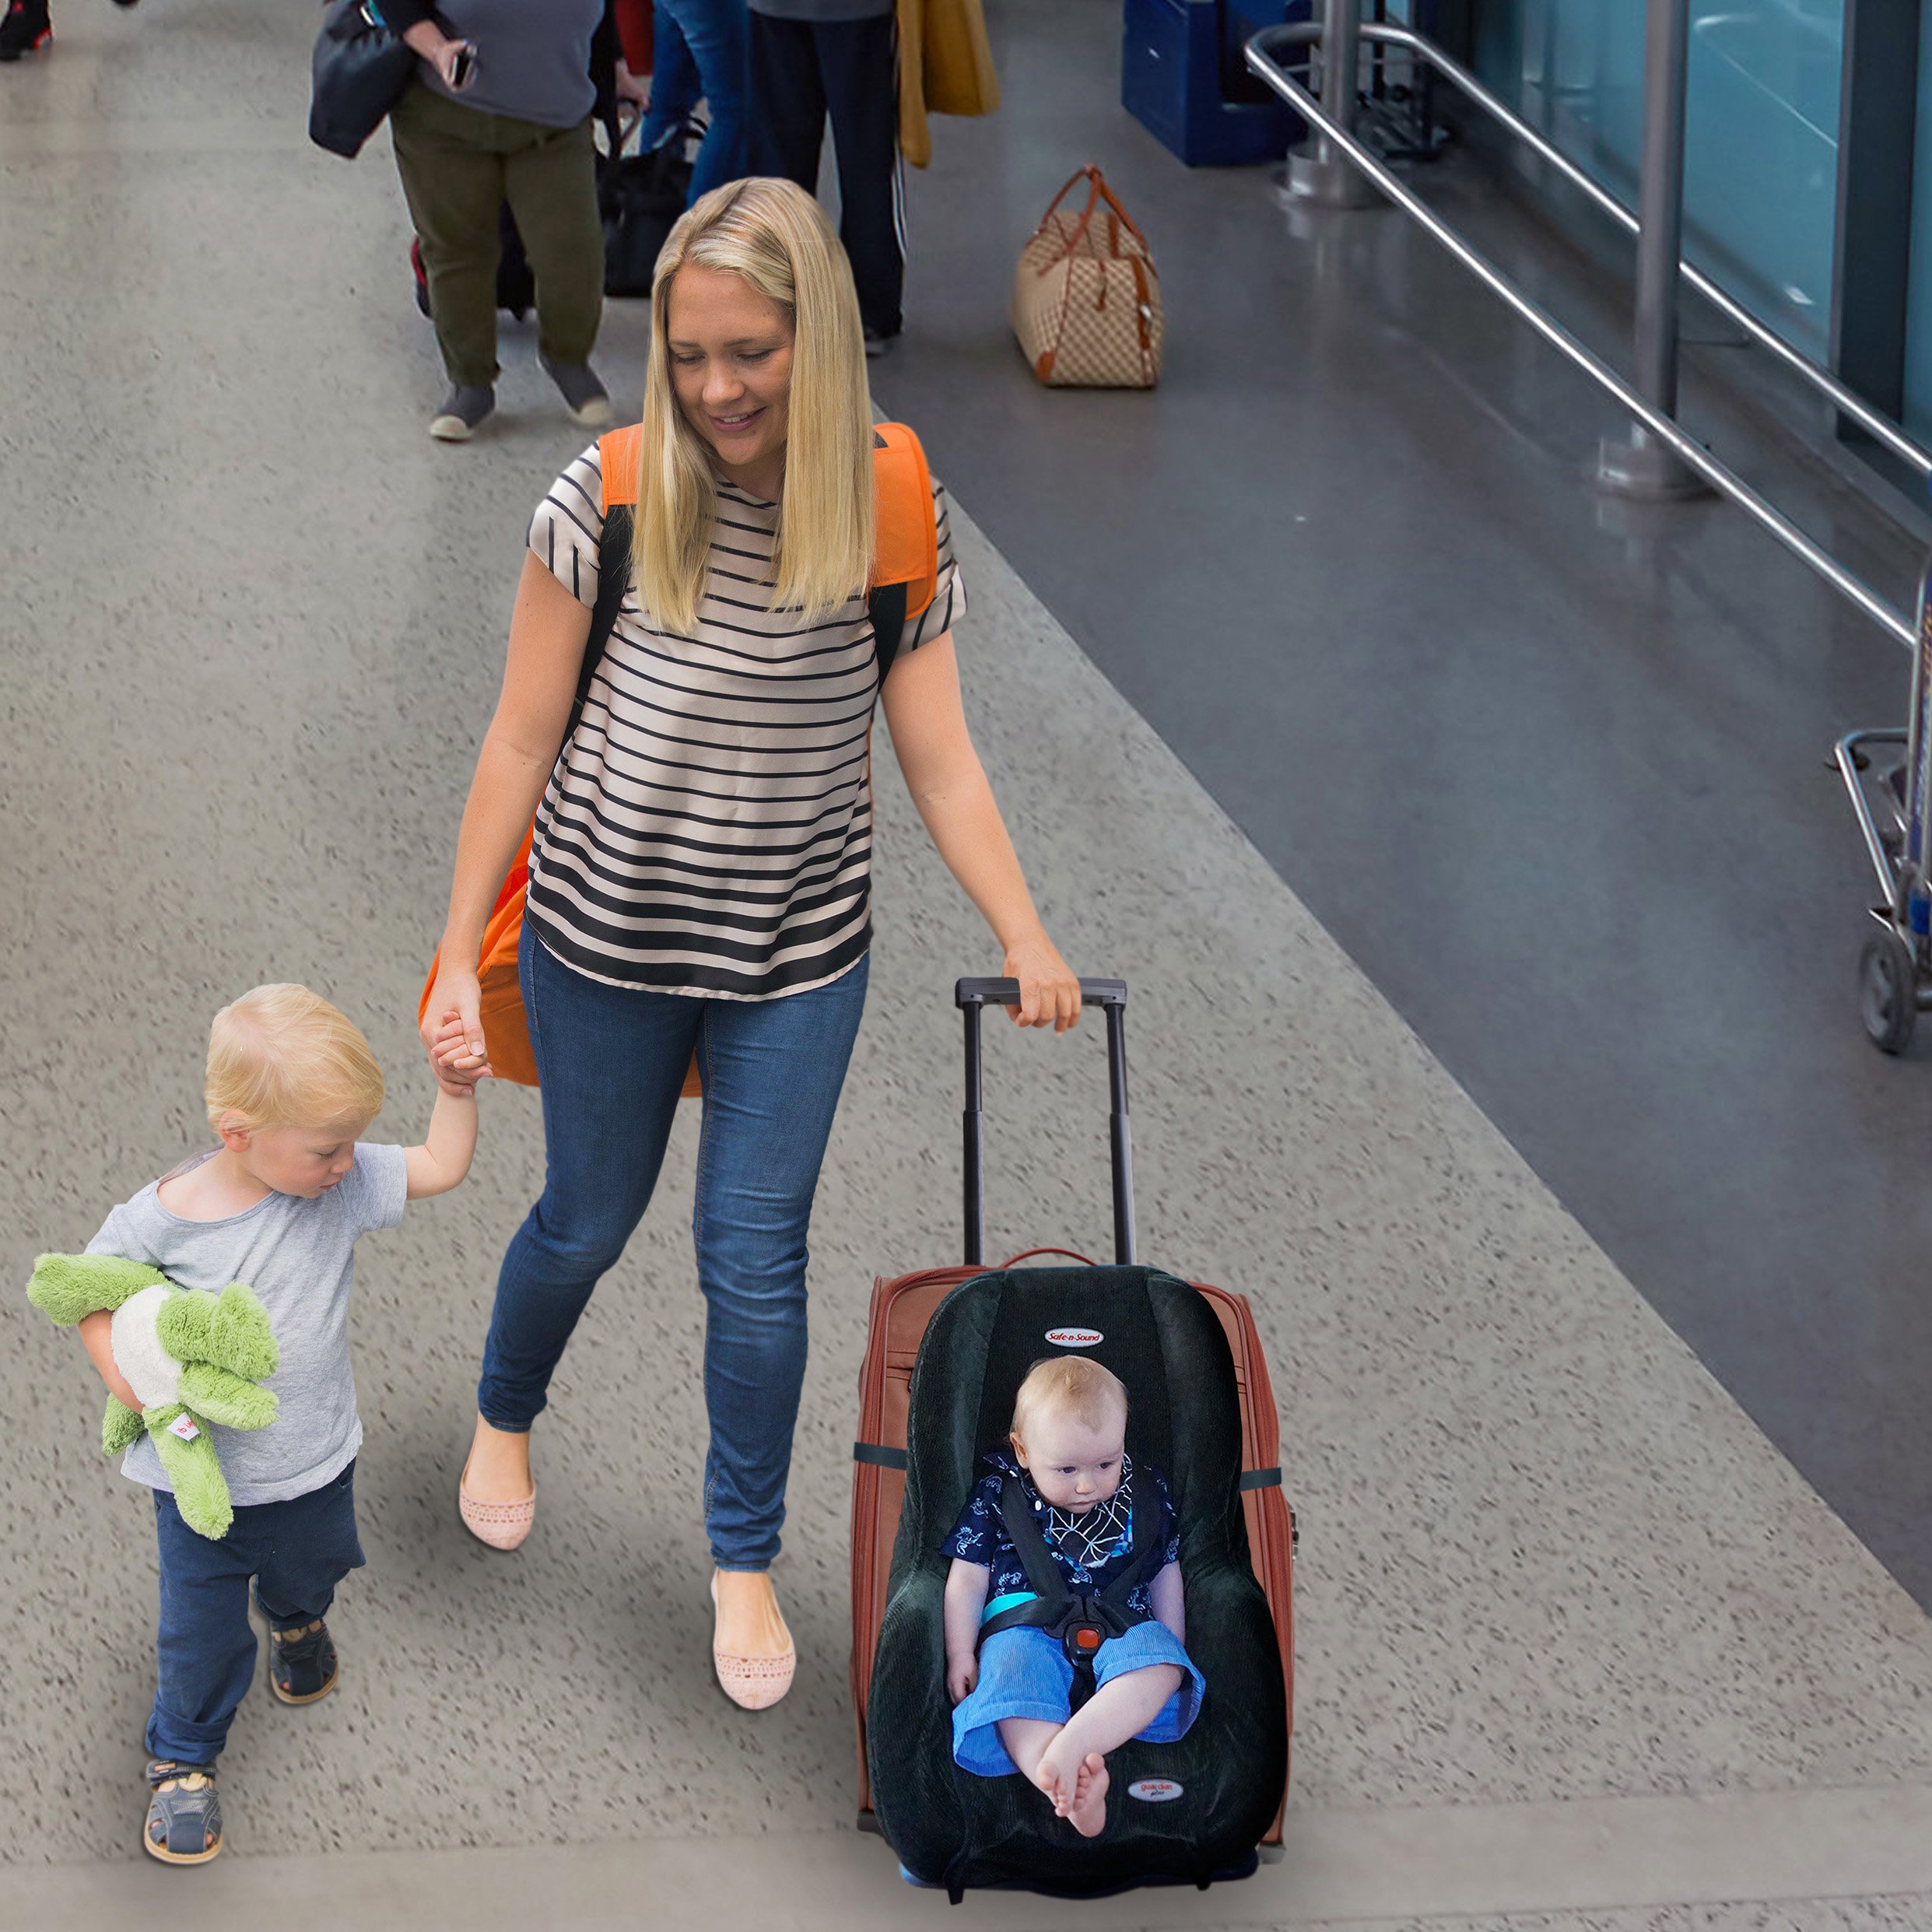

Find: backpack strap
563;426;643;752
868;421;939;683
591;420;940;685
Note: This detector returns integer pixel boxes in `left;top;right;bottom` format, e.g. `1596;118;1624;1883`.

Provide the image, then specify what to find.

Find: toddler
73;984;478;1864
942;1356;1204;1837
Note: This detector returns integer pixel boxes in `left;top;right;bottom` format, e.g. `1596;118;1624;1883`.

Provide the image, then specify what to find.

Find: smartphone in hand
449;40;477;89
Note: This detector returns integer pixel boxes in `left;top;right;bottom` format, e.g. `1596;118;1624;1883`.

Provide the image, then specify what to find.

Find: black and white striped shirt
524;444;964;998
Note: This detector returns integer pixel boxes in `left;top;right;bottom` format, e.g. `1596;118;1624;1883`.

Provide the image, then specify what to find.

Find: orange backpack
419;423;941;1093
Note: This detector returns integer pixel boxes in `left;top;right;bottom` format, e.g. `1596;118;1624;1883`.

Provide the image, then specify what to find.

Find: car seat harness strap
976;1472;1166;1709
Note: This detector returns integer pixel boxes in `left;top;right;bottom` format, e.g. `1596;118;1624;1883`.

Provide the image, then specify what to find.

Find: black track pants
746;11;904;338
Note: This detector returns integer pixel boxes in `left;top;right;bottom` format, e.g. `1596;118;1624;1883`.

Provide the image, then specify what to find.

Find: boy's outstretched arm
945;1558;991;1702
405;1089;479;1201
1149;1560;1185;1644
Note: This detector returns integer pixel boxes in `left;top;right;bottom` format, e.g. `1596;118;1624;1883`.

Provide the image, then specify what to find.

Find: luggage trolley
1836;558;1932;1054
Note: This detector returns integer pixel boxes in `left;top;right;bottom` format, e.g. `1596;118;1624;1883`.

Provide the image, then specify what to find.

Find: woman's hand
422;969;489;1089
400;21;472;89
1002;928;1082;1033
430;1008;493;1097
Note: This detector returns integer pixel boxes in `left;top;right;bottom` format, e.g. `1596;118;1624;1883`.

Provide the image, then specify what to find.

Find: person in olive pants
384;0;620;441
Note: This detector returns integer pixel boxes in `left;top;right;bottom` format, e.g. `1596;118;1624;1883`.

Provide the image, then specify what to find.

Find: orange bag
420;423;940;1092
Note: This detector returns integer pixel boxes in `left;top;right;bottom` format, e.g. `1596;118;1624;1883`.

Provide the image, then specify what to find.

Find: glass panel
1902;3;1932;444
1473;1;1844;361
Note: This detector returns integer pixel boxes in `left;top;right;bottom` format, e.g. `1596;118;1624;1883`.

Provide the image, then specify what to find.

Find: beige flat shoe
458;1460;535;1552
710;1573;796;1710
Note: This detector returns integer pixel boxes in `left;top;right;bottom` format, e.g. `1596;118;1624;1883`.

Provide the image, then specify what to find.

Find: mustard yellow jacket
896;0;1000;167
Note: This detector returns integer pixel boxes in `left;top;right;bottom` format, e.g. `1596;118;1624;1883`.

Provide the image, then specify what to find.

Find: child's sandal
143;1760;222;1864
268;1618;339;1704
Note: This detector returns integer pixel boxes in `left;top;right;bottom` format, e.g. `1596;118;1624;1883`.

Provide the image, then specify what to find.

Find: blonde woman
421;177;1081;1706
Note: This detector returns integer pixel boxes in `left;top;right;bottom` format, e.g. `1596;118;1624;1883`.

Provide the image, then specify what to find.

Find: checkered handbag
1012;166;1162;388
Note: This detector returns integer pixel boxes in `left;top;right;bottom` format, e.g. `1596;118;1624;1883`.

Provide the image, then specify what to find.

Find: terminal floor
873;0;1932;1619
5;2;1932;1927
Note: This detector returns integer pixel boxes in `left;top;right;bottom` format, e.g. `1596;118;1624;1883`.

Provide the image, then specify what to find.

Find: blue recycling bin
1121;0;1310;167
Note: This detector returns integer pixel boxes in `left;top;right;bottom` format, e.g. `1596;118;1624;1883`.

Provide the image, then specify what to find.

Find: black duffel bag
600;118;702;297
310;0;418;160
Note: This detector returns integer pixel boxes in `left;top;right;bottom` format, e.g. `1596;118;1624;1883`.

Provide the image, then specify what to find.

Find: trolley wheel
1859;929;1919;1054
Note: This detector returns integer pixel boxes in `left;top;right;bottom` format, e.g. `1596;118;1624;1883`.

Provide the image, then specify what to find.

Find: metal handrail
1246;23;1916;649
1347;22;1932;482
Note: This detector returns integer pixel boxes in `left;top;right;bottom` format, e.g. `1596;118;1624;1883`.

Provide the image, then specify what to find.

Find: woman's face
664;264;794;493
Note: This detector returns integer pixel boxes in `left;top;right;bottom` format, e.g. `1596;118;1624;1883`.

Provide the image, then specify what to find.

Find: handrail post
1597;0;1708;499
1285;0;1376;209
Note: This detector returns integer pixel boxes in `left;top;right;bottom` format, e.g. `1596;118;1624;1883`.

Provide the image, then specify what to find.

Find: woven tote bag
1012;166;1162;388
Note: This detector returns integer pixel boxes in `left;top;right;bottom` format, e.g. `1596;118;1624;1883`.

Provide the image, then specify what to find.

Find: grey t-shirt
86;1143;408;1507
418;0;605;131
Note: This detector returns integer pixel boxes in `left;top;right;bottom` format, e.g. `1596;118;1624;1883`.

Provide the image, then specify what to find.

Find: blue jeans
634;0;749;205
148;1463;363;1767
479;924;868;1568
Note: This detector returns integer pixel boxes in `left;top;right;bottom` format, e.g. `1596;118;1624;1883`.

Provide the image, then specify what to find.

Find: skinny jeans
478;922;868;1568
635;0;749;204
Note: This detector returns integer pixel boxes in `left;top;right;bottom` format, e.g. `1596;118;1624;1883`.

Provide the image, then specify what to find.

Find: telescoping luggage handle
955;977;1134;1269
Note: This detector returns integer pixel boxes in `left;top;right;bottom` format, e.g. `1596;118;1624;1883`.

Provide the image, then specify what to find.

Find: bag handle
998;1247;1099;1268
1030;165;1152;271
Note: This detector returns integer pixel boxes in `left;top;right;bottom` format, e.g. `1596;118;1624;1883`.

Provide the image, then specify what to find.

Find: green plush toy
29;1253;280;1540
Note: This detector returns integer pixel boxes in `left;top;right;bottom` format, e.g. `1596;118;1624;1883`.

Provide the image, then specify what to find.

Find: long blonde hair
633;177;874;636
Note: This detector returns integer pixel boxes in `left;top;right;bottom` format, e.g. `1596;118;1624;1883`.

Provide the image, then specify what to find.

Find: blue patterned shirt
942;1450;1181;1623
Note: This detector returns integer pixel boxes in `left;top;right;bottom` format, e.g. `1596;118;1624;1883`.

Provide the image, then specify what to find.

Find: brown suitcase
848;978;1296;1847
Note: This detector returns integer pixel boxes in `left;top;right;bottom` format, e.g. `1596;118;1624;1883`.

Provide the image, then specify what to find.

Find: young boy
942;1356;1204;1838
75;984;478;1864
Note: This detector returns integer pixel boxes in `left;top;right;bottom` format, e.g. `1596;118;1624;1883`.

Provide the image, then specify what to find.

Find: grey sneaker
429;383;495;441
542;356;612;427
144;1760;222;1864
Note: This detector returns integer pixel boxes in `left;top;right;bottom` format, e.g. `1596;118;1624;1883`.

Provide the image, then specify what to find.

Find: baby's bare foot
1034;1731;1087;1822
1068;1751;1109;1838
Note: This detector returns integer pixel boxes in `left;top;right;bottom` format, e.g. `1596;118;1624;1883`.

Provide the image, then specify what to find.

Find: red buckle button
1071;1625;1103;1653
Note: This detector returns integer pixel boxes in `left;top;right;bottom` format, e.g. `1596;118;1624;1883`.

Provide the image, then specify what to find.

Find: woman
387;0;636;441
422;177;1081;1707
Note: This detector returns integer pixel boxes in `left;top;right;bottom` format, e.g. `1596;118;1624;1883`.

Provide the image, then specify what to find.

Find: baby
72;984;478;1864
942;1355;1203;1837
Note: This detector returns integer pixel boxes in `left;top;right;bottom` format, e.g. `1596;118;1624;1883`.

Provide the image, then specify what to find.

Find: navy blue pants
745;10;904;338
147;1462;363;1767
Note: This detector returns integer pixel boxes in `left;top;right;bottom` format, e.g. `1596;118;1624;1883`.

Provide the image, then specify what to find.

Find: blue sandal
144;1760;222;1864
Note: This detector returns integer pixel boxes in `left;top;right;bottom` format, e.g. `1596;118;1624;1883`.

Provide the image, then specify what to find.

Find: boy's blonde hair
1011;1356;1129;1445
633;175;874;636
205;984;384;1134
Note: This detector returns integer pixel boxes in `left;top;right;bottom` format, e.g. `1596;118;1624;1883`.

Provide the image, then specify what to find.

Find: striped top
524;444;964;998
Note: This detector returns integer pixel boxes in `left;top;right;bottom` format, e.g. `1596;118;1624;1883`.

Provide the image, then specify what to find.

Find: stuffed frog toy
28;1252;279;1539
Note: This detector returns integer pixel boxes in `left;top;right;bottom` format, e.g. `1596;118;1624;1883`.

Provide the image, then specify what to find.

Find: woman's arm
423;553;593;1069
880;636;1082;1033
944;1558;992;1702
387;5;469;87
1148;1561;1185;1644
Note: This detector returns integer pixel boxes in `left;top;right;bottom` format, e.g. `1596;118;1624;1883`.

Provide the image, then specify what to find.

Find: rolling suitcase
849;977;1296;1873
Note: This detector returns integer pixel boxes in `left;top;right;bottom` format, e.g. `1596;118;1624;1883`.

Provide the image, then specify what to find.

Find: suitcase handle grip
954;979;1136;1269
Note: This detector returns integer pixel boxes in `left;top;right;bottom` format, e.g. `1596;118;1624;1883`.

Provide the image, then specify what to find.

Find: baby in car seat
942;1355;1204;1836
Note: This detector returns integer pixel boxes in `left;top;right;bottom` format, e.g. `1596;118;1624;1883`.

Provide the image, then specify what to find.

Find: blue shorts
951;1621;1205;1779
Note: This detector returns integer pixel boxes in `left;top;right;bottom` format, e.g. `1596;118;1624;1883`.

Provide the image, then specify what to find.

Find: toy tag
167;1415;200;1443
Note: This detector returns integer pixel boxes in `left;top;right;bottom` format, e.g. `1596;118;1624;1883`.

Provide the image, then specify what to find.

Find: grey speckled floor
5;0;1932;1921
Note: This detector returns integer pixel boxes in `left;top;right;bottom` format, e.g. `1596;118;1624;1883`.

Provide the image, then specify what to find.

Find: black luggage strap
1238;1466;1282;1491
852;1441;908;1471
975;1473;1164;1708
